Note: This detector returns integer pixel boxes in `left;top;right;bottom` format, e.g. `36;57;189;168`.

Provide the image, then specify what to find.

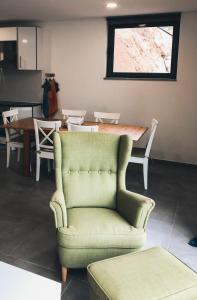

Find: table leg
23;130;30;176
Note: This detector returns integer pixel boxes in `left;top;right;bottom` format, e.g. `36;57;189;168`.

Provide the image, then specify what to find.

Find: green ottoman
87;247;197;300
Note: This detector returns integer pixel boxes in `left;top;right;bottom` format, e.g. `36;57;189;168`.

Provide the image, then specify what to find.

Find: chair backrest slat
3;109;18;123
62;109;86;120
68;123;98;132
34;119;62;152
145;118;159;158
94;112;120;124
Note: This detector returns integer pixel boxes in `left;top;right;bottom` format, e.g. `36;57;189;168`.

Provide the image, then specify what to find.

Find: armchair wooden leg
62;266;68;283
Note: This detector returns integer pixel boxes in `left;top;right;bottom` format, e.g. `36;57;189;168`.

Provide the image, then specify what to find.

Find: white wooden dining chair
3;109;22;167
94;112;120;124
67;123;98;132
3;109;34;168
62;109;86;120
129;119;159;190
33;119;62;181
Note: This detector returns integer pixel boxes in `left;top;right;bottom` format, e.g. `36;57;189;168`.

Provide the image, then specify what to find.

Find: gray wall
0;69;42;102
44;12;197;164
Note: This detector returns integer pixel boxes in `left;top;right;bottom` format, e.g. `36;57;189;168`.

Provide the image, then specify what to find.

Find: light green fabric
54;132;122;209
58;208;146;249
117;190;155;229
58;247;139;269
87;247;197;300
50;190;67;228
50;132;155;269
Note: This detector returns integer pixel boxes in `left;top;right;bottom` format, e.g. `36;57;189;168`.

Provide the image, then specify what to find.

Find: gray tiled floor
0;148;197;299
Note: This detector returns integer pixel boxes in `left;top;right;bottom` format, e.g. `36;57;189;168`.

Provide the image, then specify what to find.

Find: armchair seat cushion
57;208;146;249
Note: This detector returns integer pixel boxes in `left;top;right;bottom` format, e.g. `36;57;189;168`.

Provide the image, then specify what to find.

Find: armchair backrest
54;132;132;209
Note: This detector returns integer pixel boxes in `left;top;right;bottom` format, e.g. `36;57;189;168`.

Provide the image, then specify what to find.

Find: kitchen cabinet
0;26;43;70
17;27;36;70
17;27;43;70
0;27;17;41
36;27;43;70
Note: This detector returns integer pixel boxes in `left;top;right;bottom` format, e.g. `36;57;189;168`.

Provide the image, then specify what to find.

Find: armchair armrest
117;190;155;229
49;190;67;228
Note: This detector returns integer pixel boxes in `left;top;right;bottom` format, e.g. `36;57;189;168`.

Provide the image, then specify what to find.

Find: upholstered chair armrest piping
117;190;155;229
49;190;67;228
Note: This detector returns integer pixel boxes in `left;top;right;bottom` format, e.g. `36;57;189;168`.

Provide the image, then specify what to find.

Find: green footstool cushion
87;247;197;300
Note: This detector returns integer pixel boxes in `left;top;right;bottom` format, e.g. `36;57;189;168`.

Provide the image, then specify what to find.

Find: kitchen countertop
0;101;42;107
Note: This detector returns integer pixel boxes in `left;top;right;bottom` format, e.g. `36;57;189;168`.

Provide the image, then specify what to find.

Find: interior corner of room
0;13;197;164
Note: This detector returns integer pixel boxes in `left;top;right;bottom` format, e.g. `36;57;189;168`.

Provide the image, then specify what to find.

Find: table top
0;261;61;300
1;117;148;141
0;101;42;107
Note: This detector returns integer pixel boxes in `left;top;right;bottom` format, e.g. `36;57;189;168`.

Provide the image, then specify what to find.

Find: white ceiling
0;0;197;21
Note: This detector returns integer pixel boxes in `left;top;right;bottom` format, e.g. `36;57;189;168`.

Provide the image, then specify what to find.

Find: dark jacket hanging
42;79;51;118
48;79;59;117
42;78;59;118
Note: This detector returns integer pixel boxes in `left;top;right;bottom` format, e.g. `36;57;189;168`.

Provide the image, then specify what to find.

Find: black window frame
106;13;181;80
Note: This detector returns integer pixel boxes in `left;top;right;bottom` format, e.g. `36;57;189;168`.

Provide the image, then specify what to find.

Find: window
106;13;181;80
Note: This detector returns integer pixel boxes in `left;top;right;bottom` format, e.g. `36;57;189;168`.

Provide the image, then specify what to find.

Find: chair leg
6;145;10;168
36;156;40;182
61;266;68;283
143;158;148;190
17;148;21;163
47;159;51;172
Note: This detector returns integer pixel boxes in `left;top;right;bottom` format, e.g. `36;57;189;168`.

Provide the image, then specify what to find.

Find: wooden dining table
1;117;148;176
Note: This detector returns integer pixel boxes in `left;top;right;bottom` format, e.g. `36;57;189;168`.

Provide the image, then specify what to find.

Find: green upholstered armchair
50;132;155;281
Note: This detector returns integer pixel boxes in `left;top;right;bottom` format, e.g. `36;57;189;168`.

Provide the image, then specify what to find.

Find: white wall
43;12;197;164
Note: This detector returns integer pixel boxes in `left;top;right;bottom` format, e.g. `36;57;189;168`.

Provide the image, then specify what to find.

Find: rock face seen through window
113;26;173;73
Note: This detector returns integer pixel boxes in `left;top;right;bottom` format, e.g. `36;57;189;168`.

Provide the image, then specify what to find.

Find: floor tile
10;223;59;271
0;149;197;300
0;214;37;255
61;278;89;300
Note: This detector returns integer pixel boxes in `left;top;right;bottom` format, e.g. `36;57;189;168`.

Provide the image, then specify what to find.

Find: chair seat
8;134;24;144
8;135;35;148
8;142;24;148
38;149;54;159
8;134;24;146
58;208;146;249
